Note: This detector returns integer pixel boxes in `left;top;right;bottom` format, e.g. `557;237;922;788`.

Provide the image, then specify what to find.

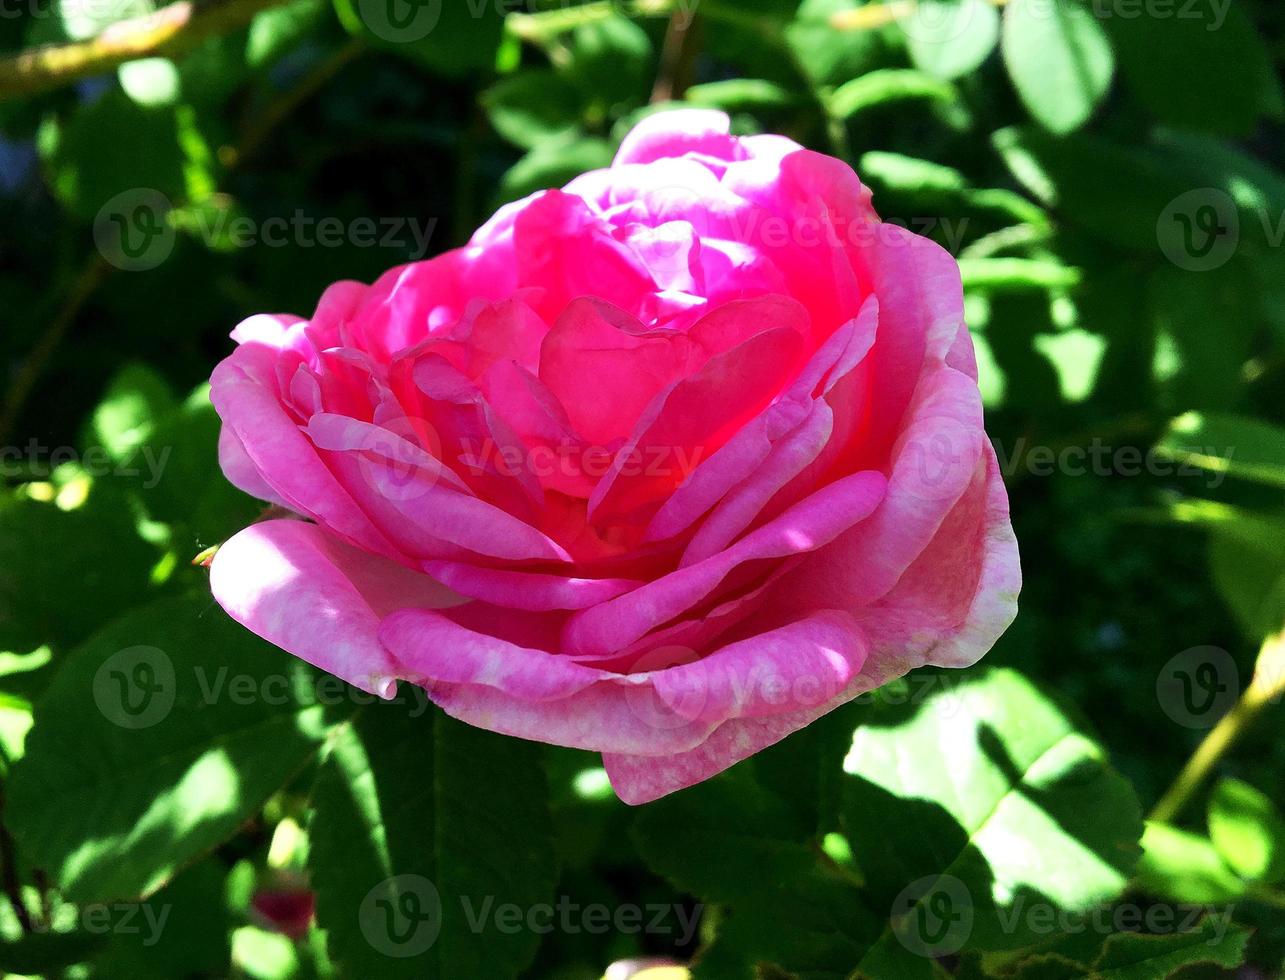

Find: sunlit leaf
1002;0;1113;134
844;667;1143;971
1208;778;1285;884
309;702;557;979
828;69;957;119
1135;822;1244;904
7;594;337;901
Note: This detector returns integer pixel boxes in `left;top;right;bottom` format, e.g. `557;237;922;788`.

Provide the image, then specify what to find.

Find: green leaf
0;486;157;654
6;594;337;901
118;58;183;108
685;79;797;112
1032;328;1107;404
1155;413;1285;490
1093;915;1248;979
633;768;822;905
860;151;968;194
902;0;999;81
497;135;614;205
482;70;583;151
859;151;1049;229
562;13;653;113
786;0;888;89
1150;500;1285;641
1208;516;1285;643
1108;0;1273;136
245;0;326;68
958;257;1082;291
992;127;1196;251
120;384;262;550
1135;822;1244;904
41;91;213;222
88;363;177;464
0;928;107;975
308;702;557;979
843;667;1143;968
332;0;504;77
505;1;619;49
1147;262;1260;412
990;914;1248;980
231;926;299;979
633;768;876;977
1208;778;1285;884
88;858;232;979
828;69;957;119
1001;0;1113;134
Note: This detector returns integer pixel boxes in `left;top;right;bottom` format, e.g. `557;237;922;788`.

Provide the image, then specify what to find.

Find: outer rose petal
217;425;288;509
603;444;1019;804
211;343;406;563
209;519;465;697
380;609;866;756
379;610;721;754
613;108;745;167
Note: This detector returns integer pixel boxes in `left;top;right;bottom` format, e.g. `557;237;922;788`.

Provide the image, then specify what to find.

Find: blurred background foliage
1;0;1285;977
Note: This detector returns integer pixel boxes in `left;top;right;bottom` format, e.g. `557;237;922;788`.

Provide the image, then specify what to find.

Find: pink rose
209;110;1020;804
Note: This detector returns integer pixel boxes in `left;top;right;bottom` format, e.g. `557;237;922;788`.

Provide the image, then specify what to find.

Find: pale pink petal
680;401;833;565
217;425;289;509
650;610;866;725
613;109;740;166
210;520;464;697
379;611;720;754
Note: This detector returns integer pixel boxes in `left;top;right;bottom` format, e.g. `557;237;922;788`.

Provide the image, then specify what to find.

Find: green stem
1150;631;1285;824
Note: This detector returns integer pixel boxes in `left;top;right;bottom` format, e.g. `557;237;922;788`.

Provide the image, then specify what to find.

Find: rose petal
210;519;464;697
565;469;886;656
603;447;1019;805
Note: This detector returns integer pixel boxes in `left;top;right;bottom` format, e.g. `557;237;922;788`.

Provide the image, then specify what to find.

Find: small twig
650;9;701;104
0;0;296;100
829;0;1010;31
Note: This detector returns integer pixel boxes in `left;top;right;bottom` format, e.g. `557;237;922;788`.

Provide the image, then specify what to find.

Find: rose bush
208;109;1020;804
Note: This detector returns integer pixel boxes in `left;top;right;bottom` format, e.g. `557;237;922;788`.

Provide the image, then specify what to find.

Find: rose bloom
209;110;1019;804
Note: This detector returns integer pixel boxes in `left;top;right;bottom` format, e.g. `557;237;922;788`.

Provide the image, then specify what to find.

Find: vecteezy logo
1156;646;1238;729
620;644;705;734
359;874;441;958
93;645;177;729
93;189;175;271
1157;188;1239;272
355;0;441;43
353;415;443;503
902;417;978;505
891;874;973;958
1178;206;1227;258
